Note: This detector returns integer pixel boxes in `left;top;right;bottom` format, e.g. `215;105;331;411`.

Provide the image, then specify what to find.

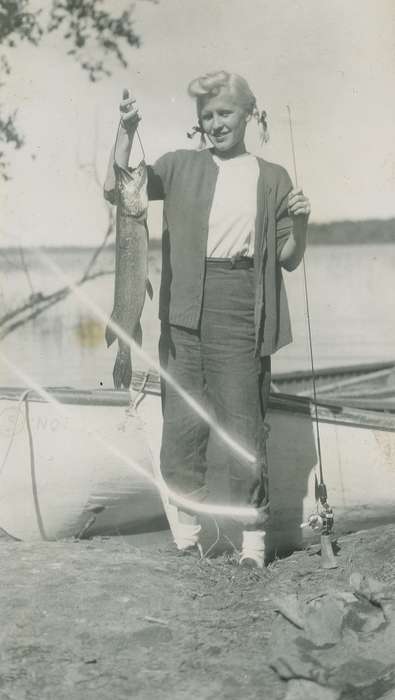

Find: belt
205;256;254;269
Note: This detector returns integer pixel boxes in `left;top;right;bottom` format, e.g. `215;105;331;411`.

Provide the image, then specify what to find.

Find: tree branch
0;0;148;176
0;267;114;339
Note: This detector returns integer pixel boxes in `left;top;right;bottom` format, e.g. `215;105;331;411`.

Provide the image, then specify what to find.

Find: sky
1;0;395;247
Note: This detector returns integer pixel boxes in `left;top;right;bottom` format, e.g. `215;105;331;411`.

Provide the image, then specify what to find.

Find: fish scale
105;158;152;389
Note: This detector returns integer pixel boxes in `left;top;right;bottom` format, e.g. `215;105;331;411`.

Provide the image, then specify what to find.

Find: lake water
1;244;394;389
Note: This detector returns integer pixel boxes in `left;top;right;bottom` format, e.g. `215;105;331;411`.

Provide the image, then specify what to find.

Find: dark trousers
159;264;270;514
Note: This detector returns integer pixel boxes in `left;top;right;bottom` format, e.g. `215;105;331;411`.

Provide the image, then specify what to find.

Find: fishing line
135;129;146;163
115;91;146;167
286;110;337;569
286;105;325;502
115;118;146;163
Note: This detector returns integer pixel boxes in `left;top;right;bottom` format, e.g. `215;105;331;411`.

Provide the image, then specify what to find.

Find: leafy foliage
0;110;24;180
0;0;144;177
47;0;141;81
0;0;43;46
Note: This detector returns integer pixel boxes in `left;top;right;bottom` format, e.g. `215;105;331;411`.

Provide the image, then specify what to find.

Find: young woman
104;71;310;567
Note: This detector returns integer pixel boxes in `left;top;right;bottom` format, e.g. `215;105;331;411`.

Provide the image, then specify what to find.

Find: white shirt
206;153;259;258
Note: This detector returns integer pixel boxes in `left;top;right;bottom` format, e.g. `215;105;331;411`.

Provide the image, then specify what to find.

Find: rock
270;577;395;699
345;596;387;634
330;659;395;698
269;625;328;685
284;679;341;700
304;595;346;647
273;594;305;629
350;572;394;620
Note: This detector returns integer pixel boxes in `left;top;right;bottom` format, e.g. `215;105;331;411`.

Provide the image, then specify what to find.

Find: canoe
1;377;395;554
271;359;395;412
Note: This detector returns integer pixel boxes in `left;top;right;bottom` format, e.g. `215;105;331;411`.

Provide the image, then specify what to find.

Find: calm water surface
0;244;394;389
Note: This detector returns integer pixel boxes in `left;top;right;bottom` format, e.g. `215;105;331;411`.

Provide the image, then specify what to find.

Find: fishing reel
301;488;337;569
301;506;334;535
301;482;334;535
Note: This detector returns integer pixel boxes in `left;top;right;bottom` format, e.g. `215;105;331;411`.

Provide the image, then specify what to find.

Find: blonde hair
187;70;269;147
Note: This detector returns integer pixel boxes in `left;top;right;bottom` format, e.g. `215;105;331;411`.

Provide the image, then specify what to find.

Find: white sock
240;529;266;568
166;504;201;551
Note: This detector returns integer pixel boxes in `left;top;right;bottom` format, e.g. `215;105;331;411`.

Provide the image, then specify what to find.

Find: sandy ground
2;523;395;700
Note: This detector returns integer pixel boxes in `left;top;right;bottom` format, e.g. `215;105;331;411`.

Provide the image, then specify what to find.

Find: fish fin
133;322;143;347
105;317;117;348
146;279;154;300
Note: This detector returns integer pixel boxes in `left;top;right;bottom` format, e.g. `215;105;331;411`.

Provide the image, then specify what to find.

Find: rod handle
320;533;338;569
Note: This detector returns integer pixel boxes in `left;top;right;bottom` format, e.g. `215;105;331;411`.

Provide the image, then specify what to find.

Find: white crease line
0;351;259;523
34;246;256;467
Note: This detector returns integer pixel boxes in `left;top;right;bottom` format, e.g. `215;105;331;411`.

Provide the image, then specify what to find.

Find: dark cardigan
104;148;294;356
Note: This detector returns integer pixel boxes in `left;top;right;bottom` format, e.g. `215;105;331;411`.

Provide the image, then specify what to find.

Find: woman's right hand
119;88;141;139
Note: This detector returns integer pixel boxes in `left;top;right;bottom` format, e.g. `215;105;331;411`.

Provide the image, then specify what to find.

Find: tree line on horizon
97;218;395;249
2;218;395;252
307;219;395;245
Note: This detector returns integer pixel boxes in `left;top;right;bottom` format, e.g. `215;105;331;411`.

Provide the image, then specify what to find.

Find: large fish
105;158;153;389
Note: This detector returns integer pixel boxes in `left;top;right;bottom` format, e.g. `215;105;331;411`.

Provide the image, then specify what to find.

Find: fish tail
133;322;143;346
111;322;141;390
113;348;132;390
105;314;118;348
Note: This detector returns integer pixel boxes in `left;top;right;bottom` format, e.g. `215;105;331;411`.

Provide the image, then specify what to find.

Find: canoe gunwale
271;359;395;383
2;384;395;433
268;393;395;433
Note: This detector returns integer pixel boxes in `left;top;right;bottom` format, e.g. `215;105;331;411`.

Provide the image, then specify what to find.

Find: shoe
239;530;266;569
166;503;202;552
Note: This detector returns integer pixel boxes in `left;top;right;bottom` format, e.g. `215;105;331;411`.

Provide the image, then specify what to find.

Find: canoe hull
1;387;395;552
0;394;165;541
266;400;395;551
272;359;395;412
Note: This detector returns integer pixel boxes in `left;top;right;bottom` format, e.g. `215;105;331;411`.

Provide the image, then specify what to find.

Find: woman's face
199;89;249;153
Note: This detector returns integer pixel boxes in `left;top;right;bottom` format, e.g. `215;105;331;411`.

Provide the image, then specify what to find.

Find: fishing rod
286;105;337;569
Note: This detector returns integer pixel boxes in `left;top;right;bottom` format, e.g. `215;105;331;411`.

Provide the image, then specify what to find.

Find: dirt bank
2;523;395;700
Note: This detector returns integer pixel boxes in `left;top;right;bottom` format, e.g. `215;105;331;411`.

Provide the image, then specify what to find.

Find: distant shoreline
1;219;394;251
307;219;395;245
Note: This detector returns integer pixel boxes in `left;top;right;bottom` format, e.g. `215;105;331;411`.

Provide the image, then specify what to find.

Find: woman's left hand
287;188;311;218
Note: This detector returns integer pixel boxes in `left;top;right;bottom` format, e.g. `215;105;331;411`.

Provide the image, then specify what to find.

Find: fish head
116;160;148;218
